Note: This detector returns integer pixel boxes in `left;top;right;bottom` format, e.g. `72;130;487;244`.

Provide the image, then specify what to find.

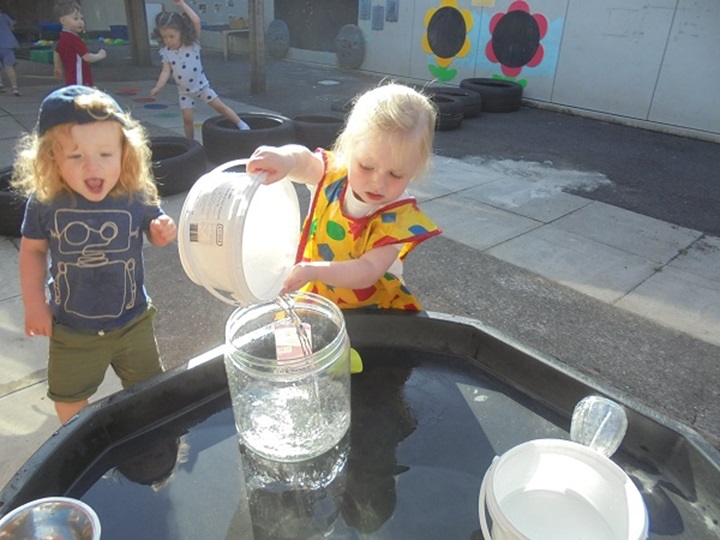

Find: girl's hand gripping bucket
178;159;301;305
478;439;648;540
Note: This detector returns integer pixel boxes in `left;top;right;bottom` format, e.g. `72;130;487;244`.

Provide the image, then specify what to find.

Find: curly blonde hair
12;96;159;206
332;83;437;179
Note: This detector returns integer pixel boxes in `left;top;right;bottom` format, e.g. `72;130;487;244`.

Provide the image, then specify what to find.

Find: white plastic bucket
479;439;648;540
178;159;300;305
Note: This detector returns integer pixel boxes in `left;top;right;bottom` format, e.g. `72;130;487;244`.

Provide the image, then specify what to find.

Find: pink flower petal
533;13;548;38
502;65;522;77
489;12;503;33
509;1;530;13
485;40;498;63
527;44;544;67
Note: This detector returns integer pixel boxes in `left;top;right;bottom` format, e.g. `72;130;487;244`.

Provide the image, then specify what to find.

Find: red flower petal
527;44;544;67
489;12;503;33
502;65;522;77
509;1;530;13
485;40;498;63
533;13;548;38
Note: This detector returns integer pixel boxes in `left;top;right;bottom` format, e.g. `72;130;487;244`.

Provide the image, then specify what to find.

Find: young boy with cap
12;85;176;424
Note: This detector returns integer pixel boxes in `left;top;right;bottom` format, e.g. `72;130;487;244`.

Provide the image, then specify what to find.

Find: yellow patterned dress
296;150;441;310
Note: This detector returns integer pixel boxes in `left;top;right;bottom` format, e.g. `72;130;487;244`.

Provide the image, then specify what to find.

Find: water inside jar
274;294;313;357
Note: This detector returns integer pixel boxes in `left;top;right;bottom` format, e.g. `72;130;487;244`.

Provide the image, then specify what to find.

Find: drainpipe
123;0;152;66
248;0;266;93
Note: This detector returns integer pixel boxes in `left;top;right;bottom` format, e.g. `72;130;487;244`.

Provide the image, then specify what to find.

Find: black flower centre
491;11;540;68
427;7;466;59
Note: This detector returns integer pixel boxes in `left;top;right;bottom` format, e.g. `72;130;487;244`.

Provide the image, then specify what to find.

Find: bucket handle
209;158;269;185
479;456;498;540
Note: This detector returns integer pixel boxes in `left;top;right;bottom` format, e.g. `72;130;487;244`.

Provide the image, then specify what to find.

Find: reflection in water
242;434;350;491
341;362;417;533
75;350;645;538
623;455;685;536
227;362;417;538
115;436;188;491
236;436;349;539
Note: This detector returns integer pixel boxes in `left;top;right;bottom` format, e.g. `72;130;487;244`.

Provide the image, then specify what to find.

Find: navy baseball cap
37;85;127;136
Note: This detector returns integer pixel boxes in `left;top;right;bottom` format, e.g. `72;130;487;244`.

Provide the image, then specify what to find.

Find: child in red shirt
53;1;106;86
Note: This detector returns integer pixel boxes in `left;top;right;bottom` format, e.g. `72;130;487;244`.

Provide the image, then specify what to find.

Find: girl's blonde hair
12;101;159;206
332;83;437;179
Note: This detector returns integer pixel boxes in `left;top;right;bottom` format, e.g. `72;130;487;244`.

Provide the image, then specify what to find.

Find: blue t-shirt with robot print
22;192;164;331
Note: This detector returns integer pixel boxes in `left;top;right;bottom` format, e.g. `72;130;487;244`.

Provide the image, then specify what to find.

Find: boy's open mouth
85;178;104;194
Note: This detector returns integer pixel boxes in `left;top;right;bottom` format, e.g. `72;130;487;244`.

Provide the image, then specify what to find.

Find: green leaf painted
428;64;457;82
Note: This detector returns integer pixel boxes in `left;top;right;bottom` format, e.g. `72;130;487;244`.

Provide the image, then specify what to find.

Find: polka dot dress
159;43;210;94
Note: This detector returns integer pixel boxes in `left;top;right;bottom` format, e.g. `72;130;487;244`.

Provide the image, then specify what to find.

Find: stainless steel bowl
0;497;100;539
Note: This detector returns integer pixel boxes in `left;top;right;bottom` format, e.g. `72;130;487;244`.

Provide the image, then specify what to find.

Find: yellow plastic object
350;348;363;374
229;17;247;29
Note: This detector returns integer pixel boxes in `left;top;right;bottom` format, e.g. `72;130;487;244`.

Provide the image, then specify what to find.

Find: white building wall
93;0;719;139
551;0;677;119
280;0;720;140
647;0;720;135
82;0;128;29
356;1;416;77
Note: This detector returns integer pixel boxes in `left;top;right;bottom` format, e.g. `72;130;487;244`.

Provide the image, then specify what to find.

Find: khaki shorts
48;306;163;403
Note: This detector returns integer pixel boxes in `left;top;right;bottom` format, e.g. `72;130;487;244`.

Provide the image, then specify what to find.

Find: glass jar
224;292;351;462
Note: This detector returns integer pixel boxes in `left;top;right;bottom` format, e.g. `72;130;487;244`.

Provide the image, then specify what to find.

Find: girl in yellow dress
247;83;441;311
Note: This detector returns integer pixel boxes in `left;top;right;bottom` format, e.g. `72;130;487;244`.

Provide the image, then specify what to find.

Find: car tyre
335;24;365;69
292;114;345;150
201;113;296;164
150;137;208;197
459;78;523;113
430;94;464;131
0;166;27;238
267;19;290;59
425;85;483;118
330;98;354;116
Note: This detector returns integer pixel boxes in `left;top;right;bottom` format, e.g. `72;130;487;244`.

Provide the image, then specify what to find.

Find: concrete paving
1;52;719;490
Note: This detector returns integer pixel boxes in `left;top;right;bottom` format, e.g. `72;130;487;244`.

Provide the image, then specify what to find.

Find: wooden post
123;0;152;66
248;0;266;94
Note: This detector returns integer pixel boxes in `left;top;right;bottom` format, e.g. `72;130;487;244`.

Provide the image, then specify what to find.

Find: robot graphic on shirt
52;209;138;320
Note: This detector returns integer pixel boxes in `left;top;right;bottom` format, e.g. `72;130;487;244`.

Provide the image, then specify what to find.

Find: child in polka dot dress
150;0;250;140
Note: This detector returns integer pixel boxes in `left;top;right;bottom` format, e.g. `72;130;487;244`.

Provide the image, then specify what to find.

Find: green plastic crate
30;48;54;64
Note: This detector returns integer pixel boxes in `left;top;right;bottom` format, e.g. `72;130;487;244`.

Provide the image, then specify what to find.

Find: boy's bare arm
19;238;53;337
82;49;107;63
53;52;63;80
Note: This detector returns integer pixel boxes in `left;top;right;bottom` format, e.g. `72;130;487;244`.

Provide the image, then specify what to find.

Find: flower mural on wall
486;1;547;78
422;0;473;82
